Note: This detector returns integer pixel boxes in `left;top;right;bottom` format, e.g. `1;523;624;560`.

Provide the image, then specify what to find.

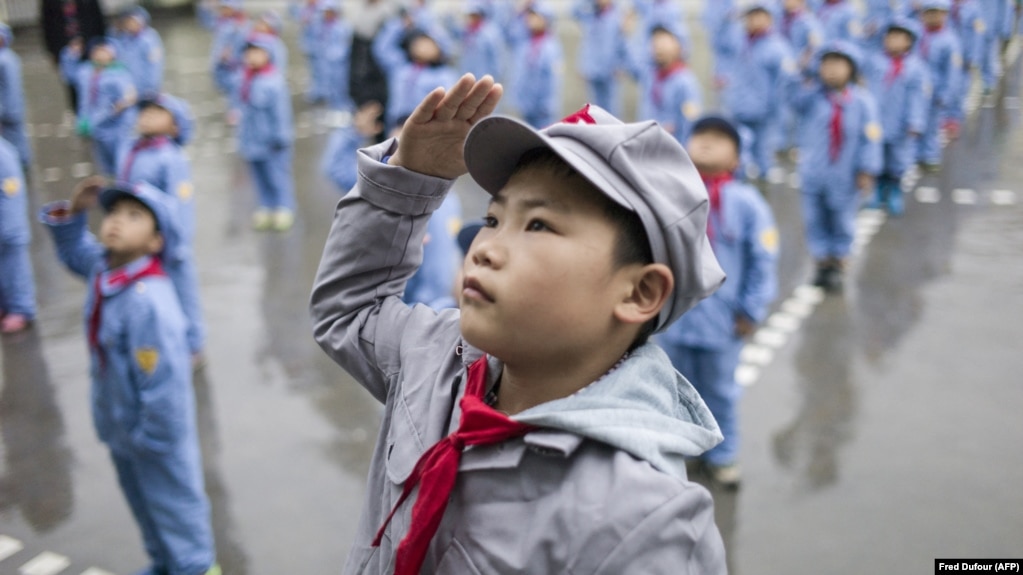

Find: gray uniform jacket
310;140;729;575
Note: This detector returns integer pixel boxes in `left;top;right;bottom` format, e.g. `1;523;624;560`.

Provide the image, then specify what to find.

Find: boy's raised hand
388;74;503;180
70;175;108;214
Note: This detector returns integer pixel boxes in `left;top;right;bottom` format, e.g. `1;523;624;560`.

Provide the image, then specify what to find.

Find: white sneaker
271;209;294;232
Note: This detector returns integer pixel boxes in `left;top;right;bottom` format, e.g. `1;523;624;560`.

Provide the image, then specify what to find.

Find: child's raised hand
70;175;108;214
387;74;502;180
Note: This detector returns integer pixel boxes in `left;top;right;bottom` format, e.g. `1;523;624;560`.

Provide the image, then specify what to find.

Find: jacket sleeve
591;486;727;575
39;205;105;280
273;79;294;147
126;293;189;454
0;56;25;124
163;150;197;243
737;192;779;324
309;139;457;403
856;91;883;176
145;32;165;91
371;18;408;78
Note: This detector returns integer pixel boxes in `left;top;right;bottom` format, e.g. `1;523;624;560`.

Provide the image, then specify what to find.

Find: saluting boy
72;36;138;176
916;0;963;169
511;2;563;128
863;19;930;216
0;135;35;334
659;115;779;489
113;7;164;95
311;75;728;574
39;179;219;575
0;24;32;170
237;36;295;232
628;23;702;143
790;41;882;292
117;93;207;360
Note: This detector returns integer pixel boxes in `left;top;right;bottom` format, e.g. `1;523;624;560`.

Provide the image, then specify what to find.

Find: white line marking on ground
766;166;787;184
36;124;53;137
740;344;775;366
43;167;62;183
780;298;816;319
792;284;826;305
990;189;1016;205
952;188;977;204
753;327;788;349
0;535;24;560
916;186;941;203
787;171;801;189
70;163;92;179
80;568;116;575
19;552;70;575
735;364;761;387
766;312;802;333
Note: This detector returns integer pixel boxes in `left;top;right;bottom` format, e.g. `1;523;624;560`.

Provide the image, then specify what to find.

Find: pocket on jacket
385;393;425;484
436;539;483;575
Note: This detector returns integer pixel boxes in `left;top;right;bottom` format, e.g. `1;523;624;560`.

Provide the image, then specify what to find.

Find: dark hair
512;148;658;349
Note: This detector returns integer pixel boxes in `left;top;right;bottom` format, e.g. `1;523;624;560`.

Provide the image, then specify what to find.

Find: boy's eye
526;219;550;232
483;215;498;228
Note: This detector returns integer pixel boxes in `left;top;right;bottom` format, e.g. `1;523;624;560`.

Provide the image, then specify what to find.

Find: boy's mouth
462;276;494;303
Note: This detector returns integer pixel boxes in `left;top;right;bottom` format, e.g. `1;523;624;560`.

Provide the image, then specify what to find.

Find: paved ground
0;9;1020;575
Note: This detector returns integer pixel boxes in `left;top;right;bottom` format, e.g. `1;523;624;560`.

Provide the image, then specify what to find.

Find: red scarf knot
701;172;732;242
240;64;276;103
120;136;170;181
885;54;905;86
828;89;849;163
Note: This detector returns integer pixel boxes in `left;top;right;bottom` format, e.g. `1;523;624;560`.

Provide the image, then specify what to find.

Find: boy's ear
614;263;674;327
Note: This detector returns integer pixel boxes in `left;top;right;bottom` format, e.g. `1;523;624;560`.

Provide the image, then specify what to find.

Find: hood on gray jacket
508;342;723;481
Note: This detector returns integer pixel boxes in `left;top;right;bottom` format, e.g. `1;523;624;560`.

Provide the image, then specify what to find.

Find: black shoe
812;264;830;288
823;266;844;294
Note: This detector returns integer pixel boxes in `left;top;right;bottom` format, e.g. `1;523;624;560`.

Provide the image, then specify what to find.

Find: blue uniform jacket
816;0;863;42
210;16;249;93
237;68;294;160
512;33;563;124
74;63;137;144
403;193;462;310
0;47;31;166
291;0;323;55
950;0;986;68
315;19;353;109
631;60;702;143
116;136;196;243
113;27;164;94
977;0;1016;39
43;216;194;456
781;9;825;64
573;1;626;81
918;25;963;111
864;51;930;140
321;126;362;193
791;82;883;187
718;30;798;123
0;137;28;245
453;18;505;81
373;21;460;127
659;179;779;350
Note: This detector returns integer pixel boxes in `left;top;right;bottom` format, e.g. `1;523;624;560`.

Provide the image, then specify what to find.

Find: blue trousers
980;33;1001;89
661;340;744;466
165;251;206;354
801;180;859;260
882;137;917;180
247;148;295;211
110;444;214;575
0;242;36;318
918;101;953;165
585;77;620;117
93;137;120;176
737;118;777;178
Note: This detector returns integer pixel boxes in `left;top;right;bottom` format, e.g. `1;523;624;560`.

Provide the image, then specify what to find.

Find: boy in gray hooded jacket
310;74;729;575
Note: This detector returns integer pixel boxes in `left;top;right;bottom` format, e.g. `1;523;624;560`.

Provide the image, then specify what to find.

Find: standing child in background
314;2;353;111
112;7;164;95
511;2;562;128
717;3;798;179
210;0;248;123
237;37;295;232
249;11;289;74
862;0;906;51
864;19;929;216
0;134;34;334
321;101;383;192
975;0;1015;93
117;93;207;361
916;0;963;169
949;0;985;119
39;179;219;575
791;41;882;292
779;0;824;151
452;1;505;85
572;0;626;116
291;0;323;102
0;24;32;171
815;0;863;43
628;24;701;143
73;36;137;176
659;115;778;489
373;23;459;130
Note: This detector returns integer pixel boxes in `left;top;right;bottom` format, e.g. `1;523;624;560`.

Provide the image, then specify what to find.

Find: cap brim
98;186;135;211
464;115;637;213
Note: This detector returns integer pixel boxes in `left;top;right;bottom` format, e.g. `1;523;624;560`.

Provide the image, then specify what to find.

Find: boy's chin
458;319;506;359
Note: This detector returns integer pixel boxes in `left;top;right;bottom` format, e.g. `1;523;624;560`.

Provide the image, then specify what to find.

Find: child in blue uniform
0;135;34;334
628;24;701;143
72;36;138;176
210;0;249;122
511;2;563;128
864;19;930;216
659;115;779;489
572;0;627;115
237;37;295;231
117;93;206;360
291;0;323;101
717;4;799;179
249;11;289;74
975;0;1015;92
916;0;963;169
373;23;459;130
780;0;825;149
949;0;985;119
452;1;505;84
39;179;219;575
0;24;32;170
113;7;164;95
816;0;864;42
314;3;352;111
791;41;882;292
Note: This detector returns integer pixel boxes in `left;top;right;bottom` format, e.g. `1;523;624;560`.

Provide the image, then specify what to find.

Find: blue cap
139;93;195;146
243;33;278;61
257;10;283;34
99;181;182;258
742;1;775;16
87;35;117;57
817;40;862;77
690;114;742;150
119;5;151;24
886;17;922;41
920;0;951;10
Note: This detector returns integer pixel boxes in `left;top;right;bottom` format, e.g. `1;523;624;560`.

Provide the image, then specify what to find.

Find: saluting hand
387;74;503;180
70;175;108;214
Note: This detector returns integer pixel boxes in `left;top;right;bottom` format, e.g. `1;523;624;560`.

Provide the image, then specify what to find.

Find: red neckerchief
120;135;170;181
885;53;905;86
89;256;166;370
240;63;276;103
529;31;546;64
702;172;732;243
828;88;850;163
652;61;685;107
373;356;537;575
467;18;483;34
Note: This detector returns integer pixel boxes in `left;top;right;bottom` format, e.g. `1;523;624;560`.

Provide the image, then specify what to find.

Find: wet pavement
0;9;1021;575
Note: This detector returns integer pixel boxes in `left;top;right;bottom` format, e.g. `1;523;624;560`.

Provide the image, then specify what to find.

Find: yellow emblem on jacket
760;227;779;254
135;348;160;375
177;182;194;201
865;122;882;143
2;177;20;197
